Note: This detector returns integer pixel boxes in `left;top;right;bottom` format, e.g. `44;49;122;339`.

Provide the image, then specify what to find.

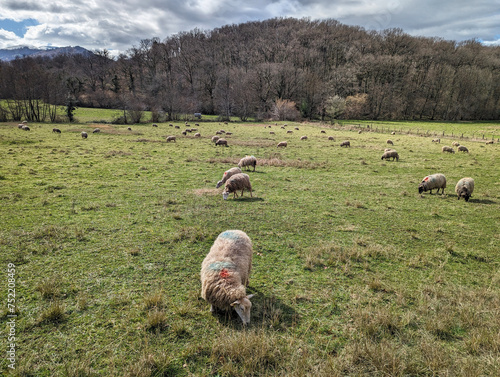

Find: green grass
0;119;499;376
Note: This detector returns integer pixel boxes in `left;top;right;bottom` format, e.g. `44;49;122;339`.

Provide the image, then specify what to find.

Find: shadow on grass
233;197;264;202
210;288;299;330
469;198;497;204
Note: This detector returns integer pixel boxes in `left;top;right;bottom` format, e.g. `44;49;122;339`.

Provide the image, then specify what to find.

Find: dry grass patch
192;188;220;196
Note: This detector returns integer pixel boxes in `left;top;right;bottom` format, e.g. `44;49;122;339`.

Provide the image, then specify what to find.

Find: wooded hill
1;17;499;122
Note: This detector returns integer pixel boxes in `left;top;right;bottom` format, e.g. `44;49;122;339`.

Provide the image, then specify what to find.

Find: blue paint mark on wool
208;261;236;271
219;230;241;241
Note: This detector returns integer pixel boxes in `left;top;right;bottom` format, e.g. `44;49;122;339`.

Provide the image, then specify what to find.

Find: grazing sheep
386;139;394;145
219;130;226;134
22;126;30;131
215;138;228;147
340;140;350;147
226;132;233;136
321;130;326;134
418;173;446;195
166;136;176;142
17;124;24;129
127;127;132;131
300;136;308;141
153;123;158;127
211;135;220;143
169;124;173;127
238;156;257;172
391;131;396;135
381;150;399;161
277;141;287;148
269;131;275;135
81;131;88;139
432;138;441;143
93;128;100;133
358;130;362;134
182;131;187;136
185;129;192;133
328;136;335;141
452;141;460;147
442;146;455;154
222;173;252;200
190;128;198;132
287;130;293;134
175;125;180;129
485;140;494;144
295;127;299;130
216;131;223;135
458;145;469;153
52;128;61;133
216;167;242;188
455;177;475;202
194;133;201;137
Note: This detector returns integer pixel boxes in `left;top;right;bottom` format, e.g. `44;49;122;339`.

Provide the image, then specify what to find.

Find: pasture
0;119;499;376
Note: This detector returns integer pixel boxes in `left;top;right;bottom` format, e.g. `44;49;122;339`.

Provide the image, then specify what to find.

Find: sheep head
231;294;254;325
418;183;426;194
216;180;224;188
222;190;229;200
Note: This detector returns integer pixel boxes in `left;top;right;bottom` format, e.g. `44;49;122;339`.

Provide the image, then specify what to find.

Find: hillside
0;45;93;61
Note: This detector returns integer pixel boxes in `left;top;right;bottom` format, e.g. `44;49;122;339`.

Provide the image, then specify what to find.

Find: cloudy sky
1;0;499;55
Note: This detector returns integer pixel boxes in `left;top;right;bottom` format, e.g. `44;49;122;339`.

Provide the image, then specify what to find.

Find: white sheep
194;133;201;137
455;177;474;202
166;136;176;142
201;230;254;324
81;131;88;139
238;156;257;172
93;128;100;133
458;145;469;153
277;141;287;148
452;141;460;147
300;136;308;141
418;173;446;195
222;173;252;200
442;146;455;153
381;150;399;161
211;135;220;143
216;167;243;188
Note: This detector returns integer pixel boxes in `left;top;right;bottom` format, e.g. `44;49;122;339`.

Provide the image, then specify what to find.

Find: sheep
17;124;24;129
152;123;158;127
294;127;299;130
300;136;308;141
52;128;61;133
320;130;326;134
81;131;88;139
442;146;455;153
452;141;460;147
175;125;180;129
216;131;223;135
226;132;233;136
222;173;252;200
93;128;100;133
432;138;441;143
287;130;293;134
182;131;187;136
216;167;242;188
386;139;394;145
358;130;362;134
238;156;257;172
277;141;287;148
166;136;176;142
381;150;399;161
458;145;469;153
340;140;350;147
194;133;201;137
169;124;173;127
455;177;474;202
215;138;228;147
211;135;220;143
269;131;275;135
391;131;396;135
384;148;395;152
127;127;132;131
418;173;446;195
328;136;335;141
485;140;494;144
22;126;30;131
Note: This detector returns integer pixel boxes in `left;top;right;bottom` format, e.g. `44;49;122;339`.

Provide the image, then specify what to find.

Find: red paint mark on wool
224;172;227;175
424;177;429;181
219;269;230;278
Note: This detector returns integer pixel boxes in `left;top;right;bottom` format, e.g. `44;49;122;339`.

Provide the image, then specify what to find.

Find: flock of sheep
15;120;490;325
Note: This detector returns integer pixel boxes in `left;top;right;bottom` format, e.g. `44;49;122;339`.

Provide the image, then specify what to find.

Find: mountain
0;45;93;61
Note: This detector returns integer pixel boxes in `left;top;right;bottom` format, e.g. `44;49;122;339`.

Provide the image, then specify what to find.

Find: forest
1;17;499;123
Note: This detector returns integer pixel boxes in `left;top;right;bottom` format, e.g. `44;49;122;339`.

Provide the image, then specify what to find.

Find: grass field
1;119;499;376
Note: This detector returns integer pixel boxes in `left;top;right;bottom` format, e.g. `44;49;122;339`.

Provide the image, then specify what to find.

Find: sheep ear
230;300;240;307
247;294;254;299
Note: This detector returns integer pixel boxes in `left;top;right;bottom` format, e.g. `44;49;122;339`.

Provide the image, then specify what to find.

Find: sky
0;0;499;56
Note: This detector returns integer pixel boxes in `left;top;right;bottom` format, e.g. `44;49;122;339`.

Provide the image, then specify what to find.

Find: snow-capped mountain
0;45;93;61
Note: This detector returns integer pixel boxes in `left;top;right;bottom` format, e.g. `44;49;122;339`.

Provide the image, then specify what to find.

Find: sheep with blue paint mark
201;230;254;324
